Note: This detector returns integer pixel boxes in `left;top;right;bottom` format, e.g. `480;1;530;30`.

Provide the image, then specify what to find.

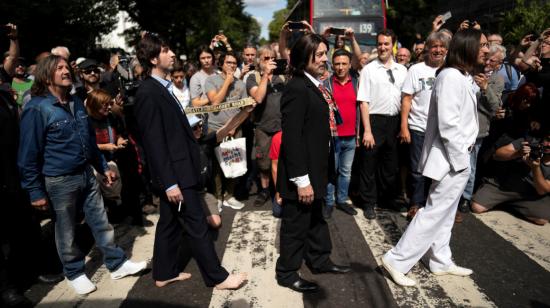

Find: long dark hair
289;33;328;76
30;54;74;97
136;32;170;76
195;45;215;69
440;28;482;76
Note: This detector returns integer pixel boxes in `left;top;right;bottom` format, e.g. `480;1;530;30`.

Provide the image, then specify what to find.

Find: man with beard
399;31;450;221
276;33;351;294
74;59;102;102
381;29;490;287
11;57;32;106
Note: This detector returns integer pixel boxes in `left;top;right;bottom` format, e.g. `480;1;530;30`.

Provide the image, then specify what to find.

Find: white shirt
357;58;407;116
401;62;438;132
172;81;191;108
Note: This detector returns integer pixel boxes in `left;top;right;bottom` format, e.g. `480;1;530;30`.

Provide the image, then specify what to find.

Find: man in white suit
380;29;490;287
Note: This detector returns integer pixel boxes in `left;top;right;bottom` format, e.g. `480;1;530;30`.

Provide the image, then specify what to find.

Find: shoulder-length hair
30;54;74;97
289;33;329;76
440;28;482;76
86;89;113;120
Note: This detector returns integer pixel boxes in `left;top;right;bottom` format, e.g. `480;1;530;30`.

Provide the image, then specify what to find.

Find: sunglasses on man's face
83;68;100;75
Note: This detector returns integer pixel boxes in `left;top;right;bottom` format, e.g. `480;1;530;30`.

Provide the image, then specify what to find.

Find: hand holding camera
2;23;17;40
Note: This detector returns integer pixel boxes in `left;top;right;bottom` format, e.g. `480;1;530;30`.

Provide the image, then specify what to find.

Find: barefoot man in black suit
134;32;246;289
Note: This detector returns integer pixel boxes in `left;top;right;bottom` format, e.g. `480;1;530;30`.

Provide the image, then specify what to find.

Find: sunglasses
82;68;100;75
263;56;276;61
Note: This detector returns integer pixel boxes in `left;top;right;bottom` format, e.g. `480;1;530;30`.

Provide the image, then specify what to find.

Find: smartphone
328;27;346;36
272;59;287;75
441;11;452;23
288;22;305;30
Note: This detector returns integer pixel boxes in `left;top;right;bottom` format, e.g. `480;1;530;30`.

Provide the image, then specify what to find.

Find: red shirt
331;76;356;137
269;131;282;160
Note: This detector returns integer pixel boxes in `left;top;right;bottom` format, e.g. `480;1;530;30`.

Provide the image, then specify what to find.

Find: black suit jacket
277;74;333;200
134;76;200;193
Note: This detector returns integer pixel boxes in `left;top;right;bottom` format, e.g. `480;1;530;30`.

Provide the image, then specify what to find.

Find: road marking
34;216;158;308
473;211;550;271
209;211;303;308
353;209;496;307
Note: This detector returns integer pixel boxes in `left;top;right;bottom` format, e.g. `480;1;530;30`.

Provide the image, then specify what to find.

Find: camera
288;22;305;30
328;27;346;36
272;59;287;75
248;64;255;71
527;137;544;160
117;55;140;106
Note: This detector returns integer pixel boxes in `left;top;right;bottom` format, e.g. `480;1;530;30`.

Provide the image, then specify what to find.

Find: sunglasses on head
83;68;100;75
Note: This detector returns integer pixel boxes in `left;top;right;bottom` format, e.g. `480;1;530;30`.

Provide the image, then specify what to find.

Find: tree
501;0;550;45
117;0;260;58
386;0;436;49
268;8;289;42
0;0;118;60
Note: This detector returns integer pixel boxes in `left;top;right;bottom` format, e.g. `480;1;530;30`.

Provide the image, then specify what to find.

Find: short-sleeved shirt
190;70;216;100
269;131;282;160
12;79;34;106
204;74;247;130
401;62;438;133
357;58;407;116
246;73;284;134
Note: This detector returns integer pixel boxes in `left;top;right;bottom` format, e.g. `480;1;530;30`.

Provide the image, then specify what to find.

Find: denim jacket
18;93;108;201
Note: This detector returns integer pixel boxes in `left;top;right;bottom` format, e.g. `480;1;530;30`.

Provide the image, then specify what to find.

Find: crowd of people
0;13;549;305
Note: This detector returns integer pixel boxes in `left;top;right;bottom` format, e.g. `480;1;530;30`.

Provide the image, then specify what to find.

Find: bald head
396;47;411;65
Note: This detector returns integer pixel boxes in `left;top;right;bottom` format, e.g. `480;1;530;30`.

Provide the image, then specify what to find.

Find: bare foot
215;273;248;290
155;272;192;287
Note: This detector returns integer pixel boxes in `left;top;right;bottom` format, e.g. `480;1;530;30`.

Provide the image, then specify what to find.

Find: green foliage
501;0;550;44
268;8;289;42
386;0;435;49
0;0;118;60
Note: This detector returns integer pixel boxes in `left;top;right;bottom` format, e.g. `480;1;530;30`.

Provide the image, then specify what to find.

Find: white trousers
384;167;470;274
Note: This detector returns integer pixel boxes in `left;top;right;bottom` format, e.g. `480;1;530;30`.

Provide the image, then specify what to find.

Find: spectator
190;46;216;107
50;46;70;60
457;45;505;222
205;52;248;210
399;31;450;221
492;44;521;94
396;47;412;68
247;45;284;207
237;43;256;80
11;57;33;106
413;42;425;62
471;126;550;225
0;23;19;83
18;55;146;295
75;58;102;102
269;131;283;217
171;62;191;108
322;48;361;218
522;28;550;117
357;29;408;219
86;89;127;209
359;51;370;68
488;33;503;46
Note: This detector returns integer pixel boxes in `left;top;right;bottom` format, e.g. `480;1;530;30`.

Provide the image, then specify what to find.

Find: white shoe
432;264;473;276
111;260;147;280
217;199;223;213
380;257;416;287
68;274;96;295
223;197;245;210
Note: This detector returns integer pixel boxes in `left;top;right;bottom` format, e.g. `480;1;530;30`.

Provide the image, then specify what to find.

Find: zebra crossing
25;202;550;308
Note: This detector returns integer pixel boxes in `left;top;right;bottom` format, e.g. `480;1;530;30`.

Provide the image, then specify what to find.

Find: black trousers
275;198;332;285
152;187;228;286
358;114;400;207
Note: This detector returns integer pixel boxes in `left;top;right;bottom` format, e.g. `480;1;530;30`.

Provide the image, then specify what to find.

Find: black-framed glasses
386;69;395;84
83;68;100;75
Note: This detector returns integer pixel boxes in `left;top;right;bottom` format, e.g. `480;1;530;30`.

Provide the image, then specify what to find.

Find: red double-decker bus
288;0;387;47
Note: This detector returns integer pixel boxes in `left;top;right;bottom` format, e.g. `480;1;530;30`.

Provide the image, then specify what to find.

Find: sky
243;0;287;40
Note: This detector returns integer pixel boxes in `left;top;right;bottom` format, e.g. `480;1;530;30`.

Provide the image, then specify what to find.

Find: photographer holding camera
471;124;550;226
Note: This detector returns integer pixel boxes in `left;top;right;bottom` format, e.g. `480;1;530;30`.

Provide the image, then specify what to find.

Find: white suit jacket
418;68;479;181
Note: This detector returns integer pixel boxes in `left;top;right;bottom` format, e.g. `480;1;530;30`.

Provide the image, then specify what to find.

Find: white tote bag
214;137;247;178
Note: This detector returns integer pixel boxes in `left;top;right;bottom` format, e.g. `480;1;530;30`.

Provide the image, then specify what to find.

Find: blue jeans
326;136;356;206
45;166;126;280
410;130;427;207
462;138;483;201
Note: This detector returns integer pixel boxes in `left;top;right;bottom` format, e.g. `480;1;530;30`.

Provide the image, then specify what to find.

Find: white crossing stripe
353;209;496;308
209;210;303;308
473;211;550;272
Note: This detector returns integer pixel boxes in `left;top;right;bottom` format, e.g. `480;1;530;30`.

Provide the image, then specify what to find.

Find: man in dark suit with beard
133;33;246;290
276;33;351;293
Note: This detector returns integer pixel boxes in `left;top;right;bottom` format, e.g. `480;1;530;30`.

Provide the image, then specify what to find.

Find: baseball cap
78;58;99;70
